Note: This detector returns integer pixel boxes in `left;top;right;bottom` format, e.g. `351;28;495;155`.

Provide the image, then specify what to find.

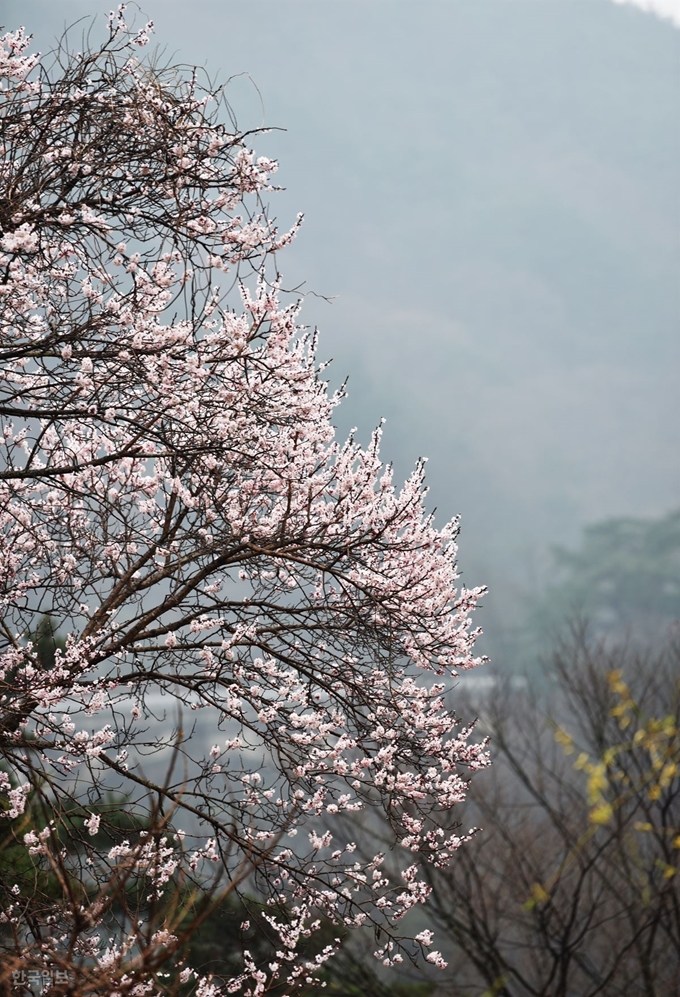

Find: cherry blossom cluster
0;8;488;994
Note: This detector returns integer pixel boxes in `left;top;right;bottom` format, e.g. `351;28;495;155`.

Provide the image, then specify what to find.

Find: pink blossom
0;12;488;994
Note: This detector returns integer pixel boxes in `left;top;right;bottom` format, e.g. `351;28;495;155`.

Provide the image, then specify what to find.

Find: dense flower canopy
0;10;487;995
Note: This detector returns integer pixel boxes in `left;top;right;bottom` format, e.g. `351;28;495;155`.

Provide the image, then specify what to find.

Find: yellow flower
587;763;607;803
590;803;613;825
523;882;551;910
554;728;574;754
603;747;618;767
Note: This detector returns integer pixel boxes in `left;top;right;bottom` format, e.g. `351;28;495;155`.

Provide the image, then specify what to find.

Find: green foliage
0;775;63;912
28;616;66;670
182;895;283;991
181;895;434;997
318;971;435;997
60;794;150;847
0;777;153;941
510;508;680;677
549;508;680;633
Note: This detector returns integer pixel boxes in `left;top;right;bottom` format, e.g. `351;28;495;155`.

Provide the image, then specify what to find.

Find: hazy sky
613;0;680;27
5;0;679;658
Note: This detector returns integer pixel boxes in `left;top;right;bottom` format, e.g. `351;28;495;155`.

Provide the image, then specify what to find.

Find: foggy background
6;0;679;672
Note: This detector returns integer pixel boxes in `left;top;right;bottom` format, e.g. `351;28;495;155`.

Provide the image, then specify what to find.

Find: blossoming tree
0;10;488;995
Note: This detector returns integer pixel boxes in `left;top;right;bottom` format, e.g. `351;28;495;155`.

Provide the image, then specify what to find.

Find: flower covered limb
0;9;488;993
